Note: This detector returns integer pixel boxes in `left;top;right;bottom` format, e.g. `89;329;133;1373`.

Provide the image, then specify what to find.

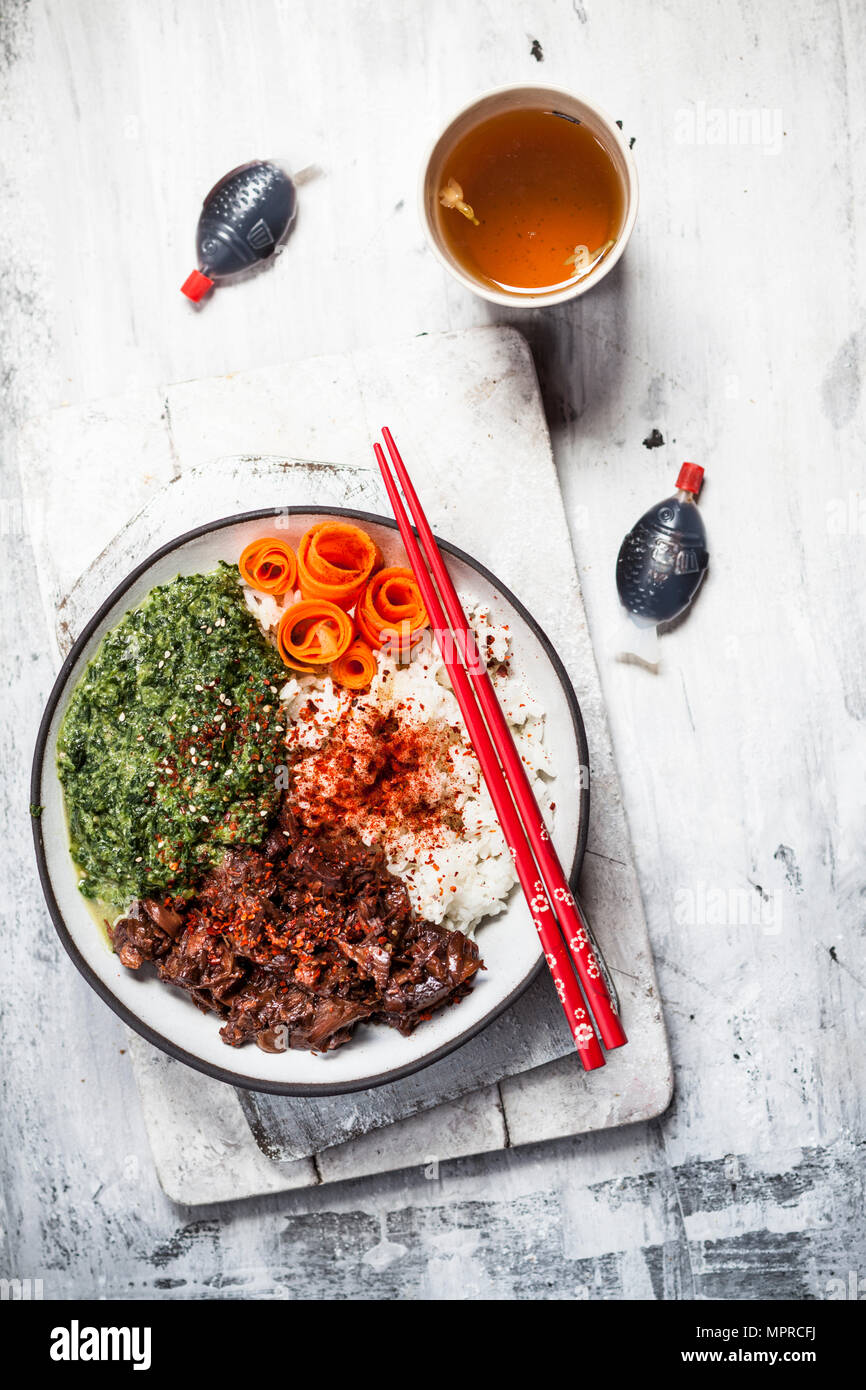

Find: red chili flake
288;704;462;855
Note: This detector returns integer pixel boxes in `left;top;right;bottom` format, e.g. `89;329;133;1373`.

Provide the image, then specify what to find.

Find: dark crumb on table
530;38;543;61
642;427;665;449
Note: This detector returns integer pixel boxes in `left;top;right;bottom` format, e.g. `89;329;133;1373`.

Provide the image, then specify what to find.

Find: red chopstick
374;443;605;1070
379;427;627;1054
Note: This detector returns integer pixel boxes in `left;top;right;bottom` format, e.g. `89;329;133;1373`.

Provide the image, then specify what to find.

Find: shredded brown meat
110;802;481;1053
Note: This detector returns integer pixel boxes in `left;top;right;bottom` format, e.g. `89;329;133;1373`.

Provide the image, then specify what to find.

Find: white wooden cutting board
18;325;671;1202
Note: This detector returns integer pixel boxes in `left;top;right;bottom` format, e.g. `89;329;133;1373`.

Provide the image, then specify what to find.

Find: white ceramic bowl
32;509;589;1094
419;83;638;307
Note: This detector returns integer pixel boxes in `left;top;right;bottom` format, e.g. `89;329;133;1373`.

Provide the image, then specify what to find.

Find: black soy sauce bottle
181;160;297;302
615;462;708;662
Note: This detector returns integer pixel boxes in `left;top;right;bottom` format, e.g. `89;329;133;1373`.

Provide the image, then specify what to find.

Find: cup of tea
419;84;638;307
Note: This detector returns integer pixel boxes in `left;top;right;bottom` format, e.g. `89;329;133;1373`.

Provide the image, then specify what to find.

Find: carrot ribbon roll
331;637;378;691
276;600;354;673
355;567;429;650
238;537;298;596
297;522;383;611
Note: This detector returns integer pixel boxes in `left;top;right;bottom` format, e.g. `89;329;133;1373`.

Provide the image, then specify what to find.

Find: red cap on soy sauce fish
676;461;704;496
181;160;297;302
616;462;709;626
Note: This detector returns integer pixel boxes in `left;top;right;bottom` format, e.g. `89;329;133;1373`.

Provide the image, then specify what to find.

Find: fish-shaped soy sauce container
615;462;709;664
181;160;297;301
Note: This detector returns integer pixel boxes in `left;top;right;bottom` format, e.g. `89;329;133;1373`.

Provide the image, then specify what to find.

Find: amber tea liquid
435;108;624;296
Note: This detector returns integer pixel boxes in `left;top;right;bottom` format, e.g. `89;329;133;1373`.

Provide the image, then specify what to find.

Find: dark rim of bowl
31;507;590;1095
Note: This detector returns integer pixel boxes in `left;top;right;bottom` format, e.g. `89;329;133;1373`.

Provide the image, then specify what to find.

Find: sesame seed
118;713;125;722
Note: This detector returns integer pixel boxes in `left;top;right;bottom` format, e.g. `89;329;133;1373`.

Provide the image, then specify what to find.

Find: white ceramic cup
419;83;638;308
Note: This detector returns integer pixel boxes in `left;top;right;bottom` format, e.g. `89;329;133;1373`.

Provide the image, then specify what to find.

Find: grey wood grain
2;0;864;1300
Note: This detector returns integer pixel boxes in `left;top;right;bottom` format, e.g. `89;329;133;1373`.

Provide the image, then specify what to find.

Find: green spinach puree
57;564;285;906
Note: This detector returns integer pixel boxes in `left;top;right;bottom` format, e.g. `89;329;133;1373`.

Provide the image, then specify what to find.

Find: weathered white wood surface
29;334;670;1191
2;0;864;1299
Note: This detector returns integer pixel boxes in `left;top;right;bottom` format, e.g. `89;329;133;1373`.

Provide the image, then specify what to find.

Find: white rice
244;587;553;935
